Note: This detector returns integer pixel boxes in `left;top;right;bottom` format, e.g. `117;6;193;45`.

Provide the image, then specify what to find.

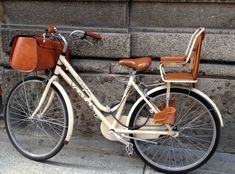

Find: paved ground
0;119;235;174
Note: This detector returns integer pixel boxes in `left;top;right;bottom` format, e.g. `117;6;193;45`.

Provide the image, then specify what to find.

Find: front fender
53;81;74;143
126;86;224;128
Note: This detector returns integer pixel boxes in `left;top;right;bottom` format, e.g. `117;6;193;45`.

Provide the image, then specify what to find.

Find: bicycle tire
129;87;220;174
4;76;68;161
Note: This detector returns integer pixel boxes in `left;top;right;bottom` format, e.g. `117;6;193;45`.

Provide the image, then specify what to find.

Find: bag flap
36;37;63;51
10;37;38;72
9;35;35;47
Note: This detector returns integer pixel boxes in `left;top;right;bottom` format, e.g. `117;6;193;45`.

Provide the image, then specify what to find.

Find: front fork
30;76;57;118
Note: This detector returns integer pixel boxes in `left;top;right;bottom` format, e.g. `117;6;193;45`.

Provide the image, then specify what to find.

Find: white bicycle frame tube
41;91;55;114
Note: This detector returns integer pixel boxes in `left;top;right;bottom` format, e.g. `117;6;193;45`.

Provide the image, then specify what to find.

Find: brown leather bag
10;36;69;72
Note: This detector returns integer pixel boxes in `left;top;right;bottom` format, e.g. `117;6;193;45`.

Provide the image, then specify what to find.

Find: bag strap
35;35;64;50
10;34;64;52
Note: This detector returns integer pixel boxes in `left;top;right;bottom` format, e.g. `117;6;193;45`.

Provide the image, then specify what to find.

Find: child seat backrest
185;28;205;80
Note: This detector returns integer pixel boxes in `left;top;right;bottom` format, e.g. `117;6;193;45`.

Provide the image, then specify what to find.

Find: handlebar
44;25;102;53
85;32;102;40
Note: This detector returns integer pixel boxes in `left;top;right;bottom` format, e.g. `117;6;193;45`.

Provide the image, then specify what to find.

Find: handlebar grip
46;25;56;34
85;32;102;40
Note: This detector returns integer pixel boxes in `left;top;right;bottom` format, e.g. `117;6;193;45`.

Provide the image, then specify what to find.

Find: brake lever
69;30;85;38
42;32;47;43
82;38;94;46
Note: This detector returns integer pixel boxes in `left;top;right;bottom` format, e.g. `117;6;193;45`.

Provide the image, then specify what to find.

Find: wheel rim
133;91;217;172
6;79;67;158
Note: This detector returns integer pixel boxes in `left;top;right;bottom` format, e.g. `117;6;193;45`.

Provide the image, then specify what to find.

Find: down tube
57;67;113;129
59;55;110;112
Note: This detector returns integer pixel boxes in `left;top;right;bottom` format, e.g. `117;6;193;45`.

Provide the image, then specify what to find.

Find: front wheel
129;88;220;174
4;76;68;161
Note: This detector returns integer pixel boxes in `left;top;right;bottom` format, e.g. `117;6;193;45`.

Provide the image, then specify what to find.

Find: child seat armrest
160;56;186;63
160;56;186;67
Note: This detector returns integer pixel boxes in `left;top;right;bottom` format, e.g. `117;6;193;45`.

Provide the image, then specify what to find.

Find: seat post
131;70;137;76
166;82;171;107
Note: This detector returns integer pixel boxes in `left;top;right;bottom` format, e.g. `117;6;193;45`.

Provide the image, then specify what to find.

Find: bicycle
4;26;224;174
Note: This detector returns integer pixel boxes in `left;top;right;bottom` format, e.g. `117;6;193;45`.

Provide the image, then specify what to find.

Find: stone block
198;78;235;153
2;0;128;28
1;30;37;54
1;71;138;135
0;2;3;22
2;68;235;152
199;63;235;78
1;30;130;58
69;33;130;58
130;2;235;29
147;61;235;78
111;61;130;74
71;59;113;73
110;57;235;79
54;73;138;135
131;32;190;58
131;32;235;62
202;33;235;62
1;69;35;105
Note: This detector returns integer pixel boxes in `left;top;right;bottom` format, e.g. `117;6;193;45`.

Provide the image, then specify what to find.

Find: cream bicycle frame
31;54;175;143
30;27;223;144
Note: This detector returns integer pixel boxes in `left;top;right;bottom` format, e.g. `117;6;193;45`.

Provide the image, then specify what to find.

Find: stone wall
1;0;235;153
0;2;3;113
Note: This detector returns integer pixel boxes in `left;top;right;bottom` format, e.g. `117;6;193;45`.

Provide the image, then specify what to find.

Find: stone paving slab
131;32;235;62
145;152;235;174
0;126;144;174
0;120;235;174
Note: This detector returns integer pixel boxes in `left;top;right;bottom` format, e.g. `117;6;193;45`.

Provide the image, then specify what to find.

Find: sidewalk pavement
0;119;234;174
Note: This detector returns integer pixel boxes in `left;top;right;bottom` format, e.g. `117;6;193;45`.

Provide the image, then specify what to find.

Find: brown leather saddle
118;57;152;72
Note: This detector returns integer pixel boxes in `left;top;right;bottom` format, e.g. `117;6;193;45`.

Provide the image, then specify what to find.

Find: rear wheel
129;88;220;174
5;76;68;161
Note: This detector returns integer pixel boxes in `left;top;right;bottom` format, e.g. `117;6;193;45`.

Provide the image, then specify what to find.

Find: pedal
125;143;133;157
111;131;134;157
